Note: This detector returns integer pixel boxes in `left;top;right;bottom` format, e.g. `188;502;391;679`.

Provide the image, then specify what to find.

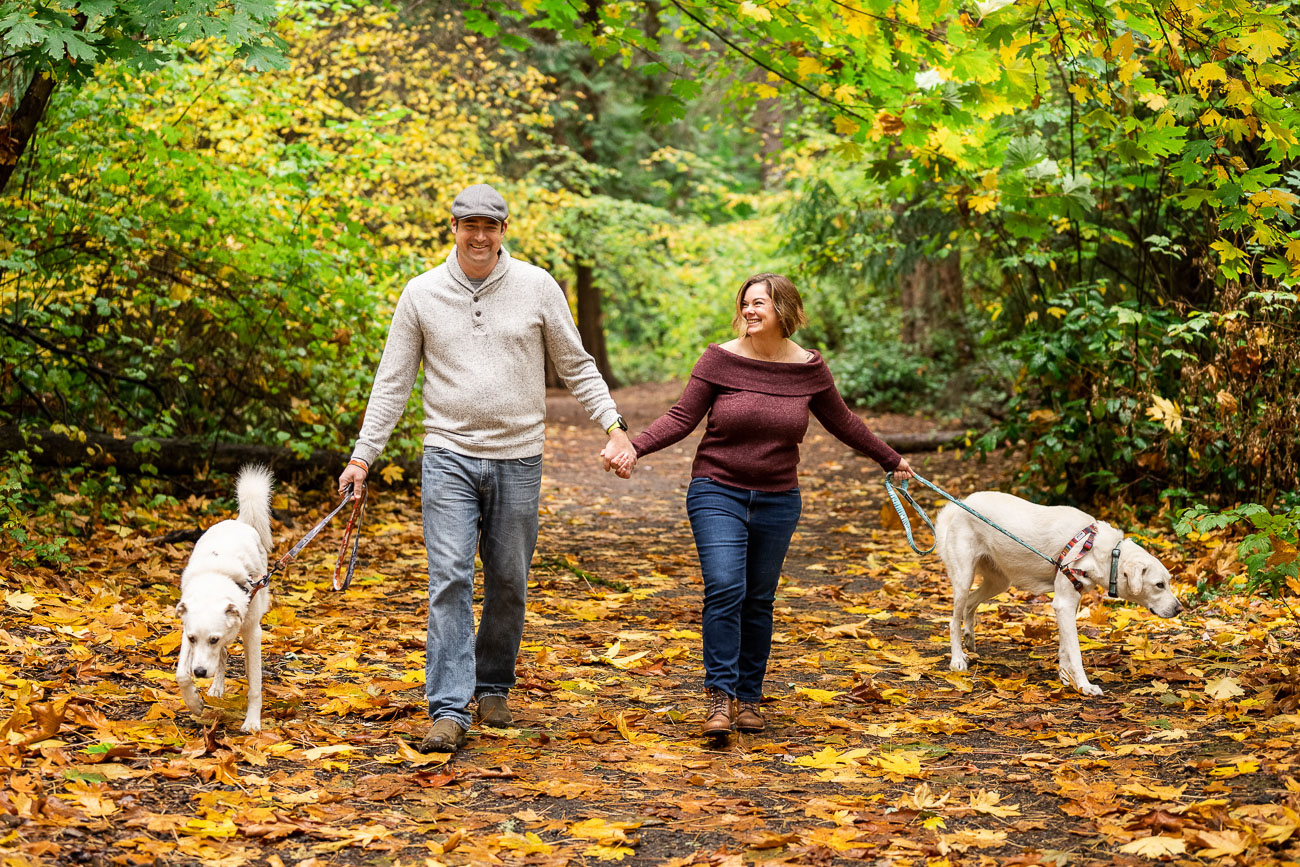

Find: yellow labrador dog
176;466;274;731
935;491;1182;695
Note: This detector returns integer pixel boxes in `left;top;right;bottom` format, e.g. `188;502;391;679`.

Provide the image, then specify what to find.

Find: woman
611;273;913;741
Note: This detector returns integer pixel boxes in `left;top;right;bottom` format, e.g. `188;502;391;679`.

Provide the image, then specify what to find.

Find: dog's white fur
935;491;1182;696
176;466;274;732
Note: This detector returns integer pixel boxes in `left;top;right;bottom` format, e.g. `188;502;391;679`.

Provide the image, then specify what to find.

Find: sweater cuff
351;445;381;467
596;408;622;434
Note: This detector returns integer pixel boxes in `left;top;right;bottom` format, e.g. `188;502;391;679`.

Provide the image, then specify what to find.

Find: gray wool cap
451;184;509;222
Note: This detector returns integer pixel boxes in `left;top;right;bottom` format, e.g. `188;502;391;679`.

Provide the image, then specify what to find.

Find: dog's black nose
194;666;207;678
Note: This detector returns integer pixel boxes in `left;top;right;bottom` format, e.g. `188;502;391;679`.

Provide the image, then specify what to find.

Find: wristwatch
607;415;628;433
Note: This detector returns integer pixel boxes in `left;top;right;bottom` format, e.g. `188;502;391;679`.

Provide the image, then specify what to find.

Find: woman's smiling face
740;282;780;338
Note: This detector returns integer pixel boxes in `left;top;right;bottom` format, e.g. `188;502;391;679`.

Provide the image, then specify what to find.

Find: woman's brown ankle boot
701;687;734;738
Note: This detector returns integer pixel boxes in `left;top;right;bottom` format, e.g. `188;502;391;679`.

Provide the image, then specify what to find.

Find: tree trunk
899;249;968;359
574;259;616;387
896;202;972;362
0;71;57;194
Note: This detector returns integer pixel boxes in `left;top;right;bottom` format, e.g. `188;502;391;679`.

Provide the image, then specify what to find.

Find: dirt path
3;384;1298;866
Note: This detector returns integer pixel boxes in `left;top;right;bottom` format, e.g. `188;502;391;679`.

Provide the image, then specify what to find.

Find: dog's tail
236;464;275;553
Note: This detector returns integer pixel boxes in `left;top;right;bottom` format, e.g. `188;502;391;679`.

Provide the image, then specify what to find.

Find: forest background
2;0;1299;596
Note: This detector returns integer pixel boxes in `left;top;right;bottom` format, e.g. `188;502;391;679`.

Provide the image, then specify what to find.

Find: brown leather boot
701;687;734;738
477;694;513;727
420;718;467;753
735;700;765;733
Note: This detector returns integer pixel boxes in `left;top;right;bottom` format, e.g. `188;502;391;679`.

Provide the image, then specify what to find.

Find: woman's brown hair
733;273;808;338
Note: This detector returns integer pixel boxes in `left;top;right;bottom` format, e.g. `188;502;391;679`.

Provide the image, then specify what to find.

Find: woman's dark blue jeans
686;477;802;702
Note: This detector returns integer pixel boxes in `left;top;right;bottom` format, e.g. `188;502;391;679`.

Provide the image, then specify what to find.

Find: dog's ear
225;602;241;623
1121;557;1147;594
176;601;187;617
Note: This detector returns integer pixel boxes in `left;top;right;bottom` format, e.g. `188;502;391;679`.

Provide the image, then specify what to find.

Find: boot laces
706;687;731;718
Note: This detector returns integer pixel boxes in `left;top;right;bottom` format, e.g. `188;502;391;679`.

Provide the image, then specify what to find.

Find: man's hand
602;429;637;480
338;462;368;497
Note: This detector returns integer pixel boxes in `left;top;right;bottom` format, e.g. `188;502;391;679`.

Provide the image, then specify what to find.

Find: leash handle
249;483;366;595
884;472;937;555
331;483;368;591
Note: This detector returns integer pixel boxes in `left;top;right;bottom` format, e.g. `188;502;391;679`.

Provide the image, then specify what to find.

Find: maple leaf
1119;782;1188;801
1205;676;1245;700
1119;835;1187;857
594;640;651;669
901;782;949;810
386;739;453;766
1192;828;1253;857
4;591;36;612
497;831;554;855
615;711;659;745
941;828;1009;851
1145;395;1183;434
869;750;925;779
789;746;874;769
969;790;1021;817
795;687;843;704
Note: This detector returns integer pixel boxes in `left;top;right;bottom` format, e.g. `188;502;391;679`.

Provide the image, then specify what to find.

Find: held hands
892;457;915;481
601;429;637;480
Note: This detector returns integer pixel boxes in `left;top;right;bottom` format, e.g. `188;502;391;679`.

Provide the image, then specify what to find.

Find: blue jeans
421;446;542;728
686;477;802;702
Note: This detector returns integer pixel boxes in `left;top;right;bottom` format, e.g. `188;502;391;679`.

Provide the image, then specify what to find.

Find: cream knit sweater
350;247;620;464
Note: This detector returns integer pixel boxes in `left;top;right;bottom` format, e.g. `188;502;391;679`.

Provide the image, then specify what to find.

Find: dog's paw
183;696;205;715
240;718;262;733
1079;683;1104;697
949;655;969;672
206;682;225;698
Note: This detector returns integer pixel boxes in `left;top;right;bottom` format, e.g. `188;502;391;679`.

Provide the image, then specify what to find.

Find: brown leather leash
246;483;368;596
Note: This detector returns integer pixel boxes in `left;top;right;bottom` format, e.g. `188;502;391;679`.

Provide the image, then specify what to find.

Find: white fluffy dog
176;465;274;732
935;491;1182;696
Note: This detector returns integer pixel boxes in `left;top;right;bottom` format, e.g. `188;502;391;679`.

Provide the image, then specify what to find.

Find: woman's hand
601;438;636;479
892;457;915;481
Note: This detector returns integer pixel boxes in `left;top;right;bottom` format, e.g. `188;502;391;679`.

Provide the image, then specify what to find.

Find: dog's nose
193;666;207;678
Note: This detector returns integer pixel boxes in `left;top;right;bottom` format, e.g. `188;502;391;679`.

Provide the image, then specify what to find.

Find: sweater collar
446;245;512;293
693;343;835;395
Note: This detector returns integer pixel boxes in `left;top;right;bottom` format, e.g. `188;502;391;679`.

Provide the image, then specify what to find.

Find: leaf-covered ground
3;383;1299;867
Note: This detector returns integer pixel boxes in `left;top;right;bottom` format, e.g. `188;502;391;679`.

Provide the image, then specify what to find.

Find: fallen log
879;430;973;453
0;425;419;484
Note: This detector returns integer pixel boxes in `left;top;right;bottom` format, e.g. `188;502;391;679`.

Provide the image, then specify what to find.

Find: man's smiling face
452;216;506;279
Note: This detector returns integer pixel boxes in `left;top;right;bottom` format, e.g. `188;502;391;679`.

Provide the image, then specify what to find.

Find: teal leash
883;471;1063;572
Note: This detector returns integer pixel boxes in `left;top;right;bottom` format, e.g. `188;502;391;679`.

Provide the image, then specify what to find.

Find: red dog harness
1056;523;1122;597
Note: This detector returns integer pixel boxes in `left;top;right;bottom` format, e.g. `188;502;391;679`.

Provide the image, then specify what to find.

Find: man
337;183;637;752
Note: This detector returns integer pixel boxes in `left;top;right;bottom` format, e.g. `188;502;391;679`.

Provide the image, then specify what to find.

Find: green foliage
819;307;941;412
987;284;1187;500
543;194;785;383
1176;502;1300;598
986;283;1299;504
0;451;67;567
1;50;393;457
496;0;1300;504
0;0;285;81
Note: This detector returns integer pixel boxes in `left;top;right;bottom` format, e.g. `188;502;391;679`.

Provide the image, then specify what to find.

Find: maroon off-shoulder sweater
631;344;902;492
